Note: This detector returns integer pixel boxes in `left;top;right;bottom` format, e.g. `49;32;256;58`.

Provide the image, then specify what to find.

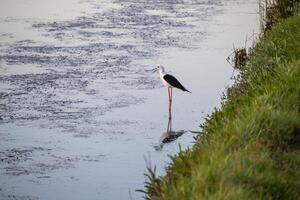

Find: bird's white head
153;64;165;73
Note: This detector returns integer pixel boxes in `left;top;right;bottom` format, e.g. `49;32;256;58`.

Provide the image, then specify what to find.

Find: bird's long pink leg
169;88;172;131
170;88;173;102
168;88;171;121
168;87;170;103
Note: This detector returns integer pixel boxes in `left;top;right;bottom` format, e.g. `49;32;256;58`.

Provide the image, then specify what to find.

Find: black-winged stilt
152;64;191;125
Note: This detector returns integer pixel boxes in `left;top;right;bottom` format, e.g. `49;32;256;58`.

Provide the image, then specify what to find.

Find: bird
152;64;191;94
152;64;191;92
152;64;191;122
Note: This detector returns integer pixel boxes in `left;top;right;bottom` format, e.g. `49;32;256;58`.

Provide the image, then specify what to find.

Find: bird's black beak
151;68;157;73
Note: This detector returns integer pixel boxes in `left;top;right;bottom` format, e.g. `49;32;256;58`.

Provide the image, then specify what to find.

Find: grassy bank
142;2;300;200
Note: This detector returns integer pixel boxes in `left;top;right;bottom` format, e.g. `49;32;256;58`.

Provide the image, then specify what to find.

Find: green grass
263;0;300;31
141;9;300;200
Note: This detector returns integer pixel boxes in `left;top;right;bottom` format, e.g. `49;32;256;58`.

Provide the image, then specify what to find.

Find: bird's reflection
154;115;185;151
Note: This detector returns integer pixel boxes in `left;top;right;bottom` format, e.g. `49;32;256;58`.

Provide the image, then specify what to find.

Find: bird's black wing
163;74;190;92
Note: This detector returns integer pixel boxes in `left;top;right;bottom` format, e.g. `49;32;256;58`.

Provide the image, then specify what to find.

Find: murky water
0;0;259;199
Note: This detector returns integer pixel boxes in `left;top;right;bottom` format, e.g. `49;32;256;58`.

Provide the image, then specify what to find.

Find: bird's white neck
159;66;165;75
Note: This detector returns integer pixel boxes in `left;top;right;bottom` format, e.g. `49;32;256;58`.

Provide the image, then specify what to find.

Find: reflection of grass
141;5;300;200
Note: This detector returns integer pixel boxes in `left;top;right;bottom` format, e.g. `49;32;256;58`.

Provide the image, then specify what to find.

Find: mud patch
0;194;39;200
0;146;106;177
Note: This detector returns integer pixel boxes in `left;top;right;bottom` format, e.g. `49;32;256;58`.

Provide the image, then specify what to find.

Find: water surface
0;0;259;199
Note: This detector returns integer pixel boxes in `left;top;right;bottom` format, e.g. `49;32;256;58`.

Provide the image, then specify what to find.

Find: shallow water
0;0;259;199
